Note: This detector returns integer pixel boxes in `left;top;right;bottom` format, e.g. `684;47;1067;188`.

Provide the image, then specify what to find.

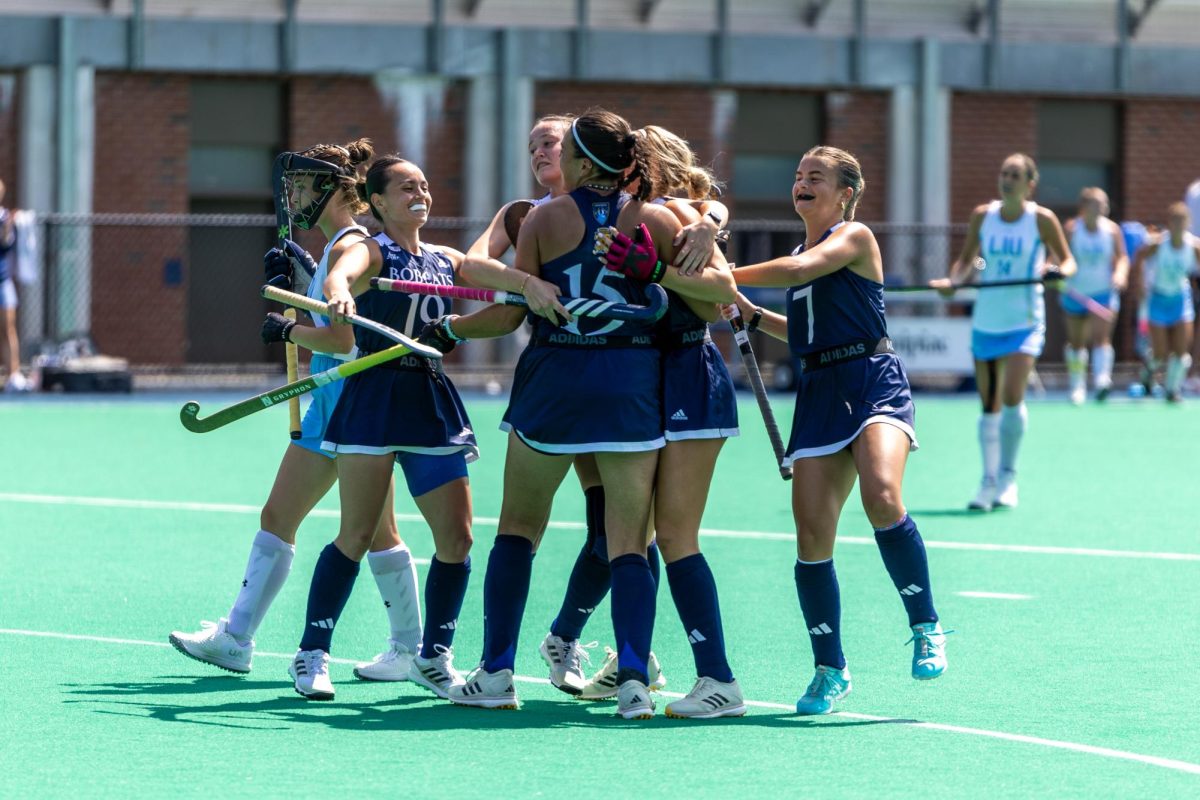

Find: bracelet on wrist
440;315;467;343
648;260;667;283
706;211;725;229
518;273;531;294
747;307;763;332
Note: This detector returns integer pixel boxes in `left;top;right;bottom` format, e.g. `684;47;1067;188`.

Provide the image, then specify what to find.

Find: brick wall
950;93;1038;224
92;73;190;364
824;90;889;222
1122;99;1200;226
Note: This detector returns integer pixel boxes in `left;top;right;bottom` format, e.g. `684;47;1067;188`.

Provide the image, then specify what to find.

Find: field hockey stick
261;284;444;360
271;153;308;437
886;277;1115;321
725;303;792;481
283;309;301;439
370;278;670;324
503;200;534;245
180;343;416;434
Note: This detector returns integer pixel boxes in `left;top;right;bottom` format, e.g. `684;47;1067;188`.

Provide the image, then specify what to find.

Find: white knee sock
227;530;295;642
1093;344;1114;389
1166;354;1193;394
367;544;423;653
978;412;1001;483
1065;346;1087;392
999;403;1028;475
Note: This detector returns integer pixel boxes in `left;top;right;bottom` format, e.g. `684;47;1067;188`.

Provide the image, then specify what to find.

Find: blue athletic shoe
795;664;852;715
908;621;948;680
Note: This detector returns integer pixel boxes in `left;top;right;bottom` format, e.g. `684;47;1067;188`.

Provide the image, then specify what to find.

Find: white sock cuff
1001;402;1027;419
367;543;413;574
254;529;295;554
797;557;833;566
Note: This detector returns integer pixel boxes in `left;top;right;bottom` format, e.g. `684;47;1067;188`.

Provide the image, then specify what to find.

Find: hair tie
571;119;620;174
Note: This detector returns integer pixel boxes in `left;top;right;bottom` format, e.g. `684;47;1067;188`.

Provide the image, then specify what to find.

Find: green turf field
2;392;1198;798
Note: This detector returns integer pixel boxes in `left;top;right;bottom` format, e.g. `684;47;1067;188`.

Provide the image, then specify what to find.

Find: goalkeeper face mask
275;152;349;231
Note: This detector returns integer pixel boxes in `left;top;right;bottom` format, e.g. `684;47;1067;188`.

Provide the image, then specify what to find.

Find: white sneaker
968;479;997;512
3;371;31;393
288;649;334;700
665;676;746;719
616;679;656;720
539;633;596;696
1069;383;1086;406
447;665;519;709
579;647;667;700
408;644;465;699
168;618;253;674
994;471;1018;508
353;639;415;682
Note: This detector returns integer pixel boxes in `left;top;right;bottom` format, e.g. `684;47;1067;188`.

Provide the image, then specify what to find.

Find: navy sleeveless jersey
354;234;454;352
532;188;656;341
786;227;888;358
0;209;13;283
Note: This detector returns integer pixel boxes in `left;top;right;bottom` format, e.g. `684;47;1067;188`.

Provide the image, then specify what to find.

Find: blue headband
571;119;621;174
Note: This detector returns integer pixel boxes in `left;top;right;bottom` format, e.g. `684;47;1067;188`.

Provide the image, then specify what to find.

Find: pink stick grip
374;279;501;303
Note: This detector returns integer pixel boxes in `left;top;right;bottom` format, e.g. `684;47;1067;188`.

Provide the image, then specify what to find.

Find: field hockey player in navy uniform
171;140;423;686
1133;201;1200;402
731;146;947;715
1062;188;1128;404
932;154;1075;511
568;124;743;718
446;108;734;719
285;156;494;700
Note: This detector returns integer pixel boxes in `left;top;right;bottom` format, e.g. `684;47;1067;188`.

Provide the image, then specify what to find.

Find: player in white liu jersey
931;154;1075;511
1133;202;1200;402
1062;188;1129;404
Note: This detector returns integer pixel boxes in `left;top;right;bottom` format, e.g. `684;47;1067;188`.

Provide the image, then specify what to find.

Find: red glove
602;223;667;283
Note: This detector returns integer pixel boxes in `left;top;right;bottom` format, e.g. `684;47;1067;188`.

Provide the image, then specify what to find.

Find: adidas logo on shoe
687;629;708;644
809;622;833;635
900;584;924;596
670;409;688;421
309;618;335;629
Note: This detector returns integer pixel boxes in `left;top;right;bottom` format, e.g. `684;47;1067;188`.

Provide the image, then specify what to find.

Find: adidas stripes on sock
420;556;471;659
874;515;938;626
298;542;360;654
794;559;845;670
666;554;734;683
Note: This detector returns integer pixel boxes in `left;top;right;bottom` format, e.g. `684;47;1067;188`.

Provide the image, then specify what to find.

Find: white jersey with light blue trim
974;201;1046;333
306;224;368;361
1067;217;1116;297
1145;233;1199;297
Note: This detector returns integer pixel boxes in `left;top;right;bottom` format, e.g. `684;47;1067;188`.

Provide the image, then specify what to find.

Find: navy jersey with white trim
785;235;888;358
532;187;656;341
353;234;453;352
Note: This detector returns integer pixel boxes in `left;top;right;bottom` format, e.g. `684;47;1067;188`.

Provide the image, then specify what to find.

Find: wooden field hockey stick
270;154;308;440
725;304;792;481
261;284;444;360
180;343;416;434
283;309;301;439
370;278;670;324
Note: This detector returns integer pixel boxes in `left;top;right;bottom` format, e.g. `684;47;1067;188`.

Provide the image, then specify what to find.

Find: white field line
3;491;1199;563
955;591;1034;600
3;626;1199;777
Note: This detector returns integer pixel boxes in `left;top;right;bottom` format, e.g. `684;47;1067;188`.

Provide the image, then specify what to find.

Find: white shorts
0;278;16;310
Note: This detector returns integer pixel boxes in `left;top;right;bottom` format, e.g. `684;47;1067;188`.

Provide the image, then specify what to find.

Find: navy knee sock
298;543;360;654
481;534;534;672
419;556;471;659
666;554;734;683
874;514;938;626
794;559;845;670
549;488;612;640
610;553;657;686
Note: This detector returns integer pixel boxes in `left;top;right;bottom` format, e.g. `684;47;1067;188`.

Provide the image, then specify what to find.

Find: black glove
263;240;317;290
261;311;296;344
418;315;464;355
